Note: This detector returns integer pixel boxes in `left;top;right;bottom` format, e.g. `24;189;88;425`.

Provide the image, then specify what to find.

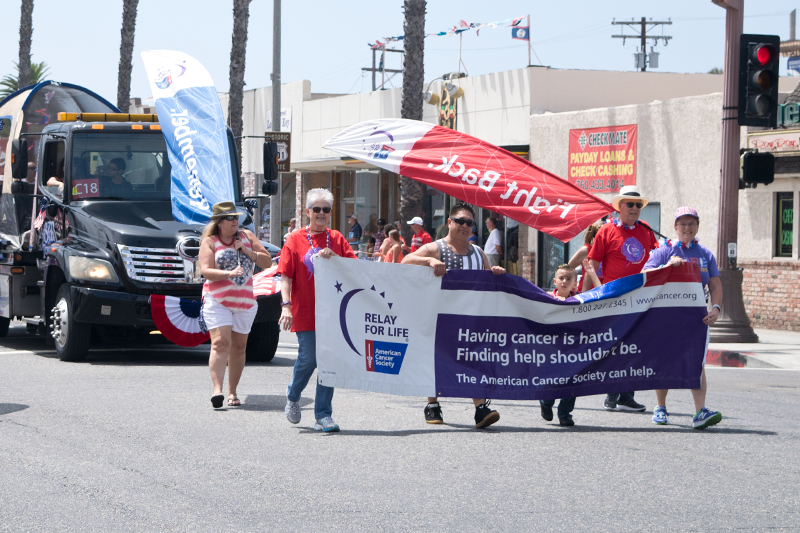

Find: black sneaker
616;396;646;412
559;416;575;427
604;394;619;410
475;400;500;428
540;403;554;422
424;402;443;424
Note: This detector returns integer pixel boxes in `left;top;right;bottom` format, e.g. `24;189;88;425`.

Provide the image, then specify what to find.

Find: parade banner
323;119;614;242
315;257;707;400
141;50;234;224
568;124;637;194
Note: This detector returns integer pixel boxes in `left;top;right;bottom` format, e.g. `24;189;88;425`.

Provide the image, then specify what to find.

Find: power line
612;17;673;72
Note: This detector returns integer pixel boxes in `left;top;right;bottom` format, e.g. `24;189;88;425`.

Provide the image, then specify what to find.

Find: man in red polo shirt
406;216;432;253
588;185;658;412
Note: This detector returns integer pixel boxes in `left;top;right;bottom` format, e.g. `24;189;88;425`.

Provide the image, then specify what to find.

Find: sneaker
604;394;618;410
652;406;669;425
313;416;340;432
693;407;722;430
285;399;301;424
540;403;554;422
475;400;500;428
424;402;443;424
559;416;574;427
616;396;646;412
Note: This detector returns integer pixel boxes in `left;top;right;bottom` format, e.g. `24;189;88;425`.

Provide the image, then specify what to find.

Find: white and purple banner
141;50;234;224
315;258;708;400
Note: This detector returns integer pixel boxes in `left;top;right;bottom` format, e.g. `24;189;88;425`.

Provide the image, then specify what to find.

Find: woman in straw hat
199;201;272;409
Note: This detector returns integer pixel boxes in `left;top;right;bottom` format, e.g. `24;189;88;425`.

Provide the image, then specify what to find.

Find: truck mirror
261;181;279;195
263;141;279;182
11;139;29;181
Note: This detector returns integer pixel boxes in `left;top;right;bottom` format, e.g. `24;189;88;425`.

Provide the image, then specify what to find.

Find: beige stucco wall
528;93;725;256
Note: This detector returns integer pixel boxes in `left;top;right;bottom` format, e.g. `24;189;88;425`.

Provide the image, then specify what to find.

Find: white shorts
202;295;257;334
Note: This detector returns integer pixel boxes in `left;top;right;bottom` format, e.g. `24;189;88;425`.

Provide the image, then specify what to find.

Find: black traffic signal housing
739;150;774;189
262;141;279;195
738;34;780;128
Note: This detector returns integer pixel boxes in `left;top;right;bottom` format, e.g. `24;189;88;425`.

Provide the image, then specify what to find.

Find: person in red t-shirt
279;188;357;433
405;216;432;253
587;186;659;413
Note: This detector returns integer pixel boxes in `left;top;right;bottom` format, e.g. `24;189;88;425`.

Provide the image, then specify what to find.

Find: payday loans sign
315;256;707;400
568;124;637;194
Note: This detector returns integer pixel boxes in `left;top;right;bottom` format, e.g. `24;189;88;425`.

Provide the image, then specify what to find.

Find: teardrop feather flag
323;119;614;242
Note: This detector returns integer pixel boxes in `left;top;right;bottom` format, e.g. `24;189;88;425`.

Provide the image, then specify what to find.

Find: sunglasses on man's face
625;202;643;209
451;217;475;227
310;206;332;214
222;215;238;221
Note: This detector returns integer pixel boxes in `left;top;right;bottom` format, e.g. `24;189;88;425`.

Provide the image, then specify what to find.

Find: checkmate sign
323;119;614;242
315;257;707;400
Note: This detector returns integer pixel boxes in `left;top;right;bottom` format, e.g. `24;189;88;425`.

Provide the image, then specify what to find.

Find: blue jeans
540;397;576;420
287;330;334;420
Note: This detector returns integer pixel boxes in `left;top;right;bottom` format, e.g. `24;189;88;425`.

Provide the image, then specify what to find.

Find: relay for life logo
154;62;187;89
337;279;409;375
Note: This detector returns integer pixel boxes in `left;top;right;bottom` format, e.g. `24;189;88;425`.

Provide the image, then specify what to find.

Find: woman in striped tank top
199;201;272;409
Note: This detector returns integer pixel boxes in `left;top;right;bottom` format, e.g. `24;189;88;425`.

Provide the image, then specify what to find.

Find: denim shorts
202;295;257;334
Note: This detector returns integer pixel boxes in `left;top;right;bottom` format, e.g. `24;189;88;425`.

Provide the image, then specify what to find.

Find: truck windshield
70;132;172;201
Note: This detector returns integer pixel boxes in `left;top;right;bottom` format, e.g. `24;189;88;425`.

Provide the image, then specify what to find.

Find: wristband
712;304;721;312
281;300;291;307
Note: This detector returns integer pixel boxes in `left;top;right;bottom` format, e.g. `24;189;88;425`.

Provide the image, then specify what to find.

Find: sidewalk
708;328;800;370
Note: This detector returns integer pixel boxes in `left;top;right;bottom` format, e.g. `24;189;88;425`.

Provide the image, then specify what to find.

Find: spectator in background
468;225;479;245
283;218;296;244
568;221;603;292
384;230;403;263
483;216;502;267
347;213;362;249
378;223;396;261
406;216;432;253
373;218;387;257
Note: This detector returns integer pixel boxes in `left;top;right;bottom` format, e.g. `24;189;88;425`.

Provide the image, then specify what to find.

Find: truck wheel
50;284;91;362
0;316;10;337
246;321;279;363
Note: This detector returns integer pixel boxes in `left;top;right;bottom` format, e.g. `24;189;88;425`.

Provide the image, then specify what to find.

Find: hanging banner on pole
141;50;235;224
568;124;637;194
323;119;614;242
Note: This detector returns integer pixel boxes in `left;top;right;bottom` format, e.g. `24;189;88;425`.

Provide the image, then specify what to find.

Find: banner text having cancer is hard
323;119;614;242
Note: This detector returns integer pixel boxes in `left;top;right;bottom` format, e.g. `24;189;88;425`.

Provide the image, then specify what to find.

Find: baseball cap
407;216;424;225
348;213;357;220
674;206;699;221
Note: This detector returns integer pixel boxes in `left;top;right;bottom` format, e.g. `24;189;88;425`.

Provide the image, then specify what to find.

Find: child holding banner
540;264;579;426
643;206;722;430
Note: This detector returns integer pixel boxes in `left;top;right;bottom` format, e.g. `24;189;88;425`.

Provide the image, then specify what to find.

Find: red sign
568;125;637;194
72;178;100;198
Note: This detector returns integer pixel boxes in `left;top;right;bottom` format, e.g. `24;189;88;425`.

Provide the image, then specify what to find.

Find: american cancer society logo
154;62;187;89
336;280;409;375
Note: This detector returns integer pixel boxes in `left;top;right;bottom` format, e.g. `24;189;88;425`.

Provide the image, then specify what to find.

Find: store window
776;192;793;257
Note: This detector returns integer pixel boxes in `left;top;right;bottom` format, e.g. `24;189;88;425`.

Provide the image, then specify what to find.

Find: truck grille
117;245;192;284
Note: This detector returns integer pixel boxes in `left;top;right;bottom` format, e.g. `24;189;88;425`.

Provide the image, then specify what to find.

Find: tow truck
0;81;280;362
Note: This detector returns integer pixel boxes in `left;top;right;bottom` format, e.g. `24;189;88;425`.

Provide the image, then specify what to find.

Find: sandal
211;394;224;409
228;396;241;407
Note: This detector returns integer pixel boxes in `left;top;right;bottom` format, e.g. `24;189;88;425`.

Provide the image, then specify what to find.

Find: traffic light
262;141;279;195
740;151;774;188
738;34;780;128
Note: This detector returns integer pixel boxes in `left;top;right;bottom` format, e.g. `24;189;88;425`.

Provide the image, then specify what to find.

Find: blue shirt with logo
644;241;720;288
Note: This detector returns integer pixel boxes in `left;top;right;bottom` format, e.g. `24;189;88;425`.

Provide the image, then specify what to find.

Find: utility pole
362;47;404;91
271;0;281;246
612;17;672;71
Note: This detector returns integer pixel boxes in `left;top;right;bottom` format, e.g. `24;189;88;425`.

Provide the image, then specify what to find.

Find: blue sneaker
652;406;668;425
313;416;340;432
693;407;722;430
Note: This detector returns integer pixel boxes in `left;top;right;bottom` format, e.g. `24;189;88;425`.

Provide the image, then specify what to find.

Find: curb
706;350;777;368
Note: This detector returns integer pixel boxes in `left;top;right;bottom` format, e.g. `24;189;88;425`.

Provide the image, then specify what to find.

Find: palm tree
116;0;139;113
399;0;426;244
0;60;50;98
18;0;34;88
228;0;251;152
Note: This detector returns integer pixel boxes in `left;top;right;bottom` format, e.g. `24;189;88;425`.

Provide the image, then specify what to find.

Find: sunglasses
221;215;238;221
625;202;644;209
310;206;332;214
451;217;475;227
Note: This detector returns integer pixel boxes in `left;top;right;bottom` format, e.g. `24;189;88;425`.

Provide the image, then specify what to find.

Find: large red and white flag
323;119;613;242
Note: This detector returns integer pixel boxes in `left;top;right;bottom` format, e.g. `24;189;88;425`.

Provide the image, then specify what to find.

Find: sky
0;0;798;106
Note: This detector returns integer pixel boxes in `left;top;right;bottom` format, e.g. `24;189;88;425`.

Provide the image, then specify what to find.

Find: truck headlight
68;256;120;283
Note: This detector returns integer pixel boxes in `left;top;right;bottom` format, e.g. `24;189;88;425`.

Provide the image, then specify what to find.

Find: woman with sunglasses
199;201;273;409
279;188;357;432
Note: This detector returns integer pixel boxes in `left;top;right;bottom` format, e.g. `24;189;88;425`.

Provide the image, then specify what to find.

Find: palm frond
0;60;51;98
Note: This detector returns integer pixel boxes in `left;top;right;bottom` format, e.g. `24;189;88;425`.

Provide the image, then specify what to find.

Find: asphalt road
1;322;798;532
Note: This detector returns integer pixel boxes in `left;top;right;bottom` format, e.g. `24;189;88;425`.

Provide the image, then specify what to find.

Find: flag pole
527;14;531;66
